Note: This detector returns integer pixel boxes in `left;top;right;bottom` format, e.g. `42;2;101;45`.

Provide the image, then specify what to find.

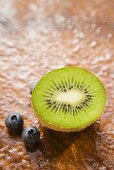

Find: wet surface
0;0;114;169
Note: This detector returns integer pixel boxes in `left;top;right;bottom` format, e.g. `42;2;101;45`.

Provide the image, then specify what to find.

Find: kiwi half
32;67;106;132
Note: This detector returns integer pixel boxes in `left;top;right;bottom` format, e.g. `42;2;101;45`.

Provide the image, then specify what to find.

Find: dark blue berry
29;81;37;94
22;126;40;146
5;113;23;132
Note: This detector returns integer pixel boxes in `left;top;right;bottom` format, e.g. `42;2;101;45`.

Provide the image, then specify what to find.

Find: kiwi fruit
32;67;106;132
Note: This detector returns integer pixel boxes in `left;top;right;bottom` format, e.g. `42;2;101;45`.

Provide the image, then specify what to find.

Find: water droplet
65;58;76;65
111;72;114;78
99;166;107;170
72;45;80;52
107;33;112;39
95;27;101;34
73;29;85;39
89;41;97;47
78;32;85;39
104;53;112;60
55;14;66;26
102;65;109;71
72;39;79;45
91;57;99;64
28;3;37;12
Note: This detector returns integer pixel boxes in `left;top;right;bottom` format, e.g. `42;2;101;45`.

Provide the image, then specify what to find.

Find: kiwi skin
32;66;106;132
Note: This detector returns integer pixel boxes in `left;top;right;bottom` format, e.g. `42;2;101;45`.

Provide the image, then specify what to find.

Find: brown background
0;0;114;169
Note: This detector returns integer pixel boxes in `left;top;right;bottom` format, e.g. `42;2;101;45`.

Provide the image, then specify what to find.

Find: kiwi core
55;90;86;106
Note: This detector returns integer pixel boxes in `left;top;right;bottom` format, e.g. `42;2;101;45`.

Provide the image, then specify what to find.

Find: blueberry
29;81;37;94
22;126;40;146
5;113;24;132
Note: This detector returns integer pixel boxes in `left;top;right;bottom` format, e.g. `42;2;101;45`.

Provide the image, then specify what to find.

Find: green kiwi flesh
32;67;106;132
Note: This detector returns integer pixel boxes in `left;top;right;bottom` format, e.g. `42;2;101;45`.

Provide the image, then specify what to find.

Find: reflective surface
0;0;114;169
